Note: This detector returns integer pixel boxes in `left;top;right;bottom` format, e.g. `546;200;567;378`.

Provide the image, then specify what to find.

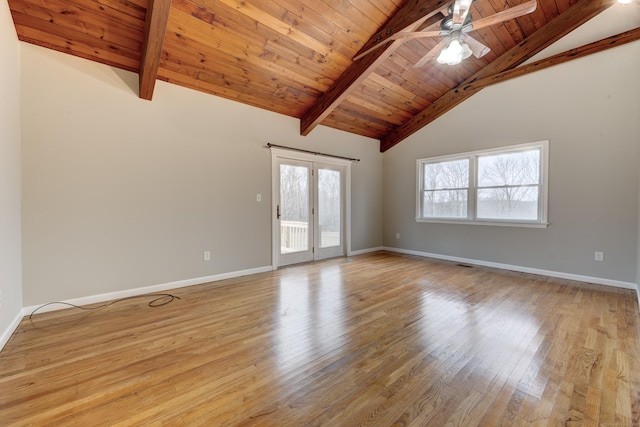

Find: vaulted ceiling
7;0;639;151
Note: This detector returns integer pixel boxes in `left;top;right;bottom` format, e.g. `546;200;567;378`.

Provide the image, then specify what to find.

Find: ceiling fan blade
353;31;444;61
461;34;490;58
466;0;537;32
414;37;451;68
452;0;474;29
402;30;445;39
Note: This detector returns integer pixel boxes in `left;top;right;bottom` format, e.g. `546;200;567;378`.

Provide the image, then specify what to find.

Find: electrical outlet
256;194;262;202
595;251;604;262
396;233;400;239
204;251;211;261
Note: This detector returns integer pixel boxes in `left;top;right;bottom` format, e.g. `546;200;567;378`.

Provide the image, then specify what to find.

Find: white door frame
271;147;352;270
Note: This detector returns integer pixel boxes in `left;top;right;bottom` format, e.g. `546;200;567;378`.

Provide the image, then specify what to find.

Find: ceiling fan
354;0;537;67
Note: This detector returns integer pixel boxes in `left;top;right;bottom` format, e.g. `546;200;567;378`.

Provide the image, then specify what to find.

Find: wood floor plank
0;251;638;426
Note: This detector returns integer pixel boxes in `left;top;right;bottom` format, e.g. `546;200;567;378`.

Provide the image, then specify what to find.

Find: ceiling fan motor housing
440;13;473;32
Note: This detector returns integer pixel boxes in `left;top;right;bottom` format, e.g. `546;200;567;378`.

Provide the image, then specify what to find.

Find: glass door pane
278;161;313;266
280;164;309;254
315;164;345;261
318;168;341;249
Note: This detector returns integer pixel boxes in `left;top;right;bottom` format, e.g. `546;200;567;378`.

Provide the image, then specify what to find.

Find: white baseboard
0;310;25;353
348;246;385;256
382;246;639;291
21;266;273;317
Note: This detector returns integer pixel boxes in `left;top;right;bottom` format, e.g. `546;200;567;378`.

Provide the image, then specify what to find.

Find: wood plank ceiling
7;0;636;151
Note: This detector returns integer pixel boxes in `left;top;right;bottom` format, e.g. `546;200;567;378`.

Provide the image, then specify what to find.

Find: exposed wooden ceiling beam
466;27;640;93
299;0;449;137
139;0;172;100
380;0;619;152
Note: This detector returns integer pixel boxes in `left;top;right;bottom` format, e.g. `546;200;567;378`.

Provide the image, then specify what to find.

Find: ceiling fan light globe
437;41;459;64
461;42;472;60
449;39;463;56
437;50;462;65
437;39;471;65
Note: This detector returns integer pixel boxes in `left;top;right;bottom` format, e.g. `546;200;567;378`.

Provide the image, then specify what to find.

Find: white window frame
416;141;549;228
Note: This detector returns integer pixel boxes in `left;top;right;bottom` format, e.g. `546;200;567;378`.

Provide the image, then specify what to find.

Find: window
422;158;470;219
417;141;548;227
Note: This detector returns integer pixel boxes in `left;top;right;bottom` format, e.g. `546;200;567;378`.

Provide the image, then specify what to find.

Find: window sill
415;218;549;228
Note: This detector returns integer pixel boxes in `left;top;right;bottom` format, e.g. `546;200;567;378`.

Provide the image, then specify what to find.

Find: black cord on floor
29;293;181;319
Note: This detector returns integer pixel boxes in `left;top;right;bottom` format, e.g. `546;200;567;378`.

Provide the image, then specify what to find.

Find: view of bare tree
423;159;469;218
477;150;540;219
280;164;309;223
318;169;340;247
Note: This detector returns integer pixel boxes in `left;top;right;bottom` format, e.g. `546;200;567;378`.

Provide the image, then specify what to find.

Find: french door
273;154;348;267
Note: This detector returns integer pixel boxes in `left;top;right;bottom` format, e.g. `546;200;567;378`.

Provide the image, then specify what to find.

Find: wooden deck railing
280;221;308;253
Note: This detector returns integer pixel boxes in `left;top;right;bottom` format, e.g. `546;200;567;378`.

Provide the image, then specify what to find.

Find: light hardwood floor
1;252;639;426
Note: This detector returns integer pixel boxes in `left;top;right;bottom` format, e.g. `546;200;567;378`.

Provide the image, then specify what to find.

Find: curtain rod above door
266;143;360;162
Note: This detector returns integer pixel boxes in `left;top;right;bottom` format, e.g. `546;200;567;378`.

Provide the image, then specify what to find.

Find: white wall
0;0;23;343
383;9;640;285
21;45;383;306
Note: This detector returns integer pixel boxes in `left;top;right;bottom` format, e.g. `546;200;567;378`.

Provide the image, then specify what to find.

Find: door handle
277;205;281;220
